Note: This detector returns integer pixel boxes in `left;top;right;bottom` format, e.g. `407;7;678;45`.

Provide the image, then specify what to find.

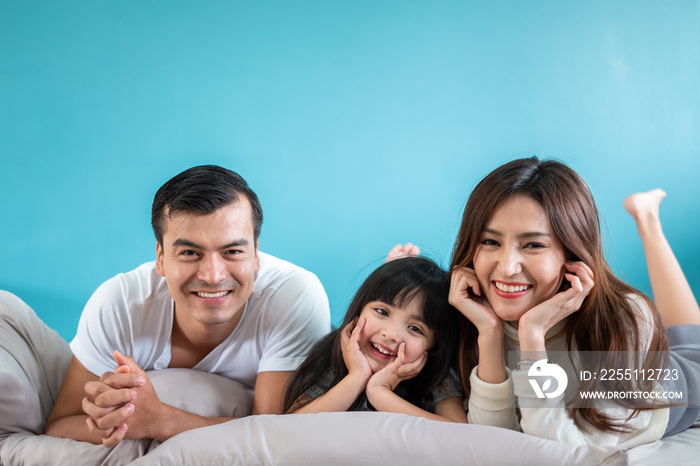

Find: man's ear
155;242;165;277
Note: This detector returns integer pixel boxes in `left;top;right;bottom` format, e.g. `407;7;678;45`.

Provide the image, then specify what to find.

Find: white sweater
467;296;669;449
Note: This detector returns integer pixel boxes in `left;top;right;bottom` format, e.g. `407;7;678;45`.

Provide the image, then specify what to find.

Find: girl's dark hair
450;156;669;434
283;256;460;413
151;165;263;245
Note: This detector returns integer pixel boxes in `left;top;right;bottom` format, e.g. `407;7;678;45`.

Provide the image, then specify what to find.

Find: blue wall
2;1;699;341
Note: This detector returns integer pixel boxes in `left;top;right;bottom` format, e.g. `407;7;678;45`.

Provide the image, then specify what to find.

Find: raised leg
624;189;700;327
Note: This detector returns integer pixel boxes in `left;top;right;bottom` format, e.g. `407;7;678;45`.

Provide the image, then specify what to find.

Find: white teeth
197;291;229;298
494;282;529;293
372;343;396;356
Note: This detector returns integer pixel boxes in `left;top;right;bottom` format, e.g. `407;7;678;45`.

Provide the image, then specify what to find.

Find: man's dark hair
151;165;263;245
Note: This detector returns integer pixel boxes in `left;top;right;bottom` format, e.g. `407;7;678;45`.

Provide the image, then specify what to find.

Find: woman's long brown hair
451;157;668;434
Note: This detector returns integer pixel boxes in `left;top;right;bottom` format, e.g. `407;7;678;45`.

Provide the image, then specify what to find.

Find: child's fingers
396;342;406;364
382;343;407;373
408;351;429;371
398;351;428;379
350;317;365;343
343;318;357;333
340;329;350;347
341;318;359;342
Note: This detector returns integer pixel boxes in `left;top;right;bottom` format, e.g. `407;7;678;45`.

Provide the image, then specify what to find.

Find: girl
449;157;700;447
283;256;467;423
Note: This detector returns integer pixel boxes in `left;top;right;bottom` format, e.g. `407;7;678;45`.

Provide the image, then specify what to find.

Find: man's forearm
45;406;236;445
144;404;234;442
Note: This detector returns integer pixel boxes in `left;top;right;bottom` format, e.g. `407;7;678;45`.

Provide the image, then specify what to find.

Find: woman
448;157;699;447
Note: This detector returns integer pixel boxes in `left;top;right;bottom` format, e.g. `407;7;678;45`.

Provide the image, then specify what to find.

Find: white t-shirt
70;252;331;389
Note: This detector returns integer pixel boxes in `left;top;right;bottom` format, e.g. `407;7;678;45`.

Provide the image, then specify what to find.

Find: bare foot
385;243;420;262
623;189;666;226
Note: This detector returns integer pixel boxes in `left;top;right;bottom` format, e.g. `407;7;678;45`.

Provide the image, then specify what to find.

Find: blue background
2;1;699;341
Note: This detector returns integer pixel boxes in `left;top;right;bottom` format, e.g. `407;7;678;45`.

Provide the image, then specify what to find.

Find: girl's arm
365;344;467;423
288;318;372;414
435;396;469;423
368;390;467;423
289;373;369;414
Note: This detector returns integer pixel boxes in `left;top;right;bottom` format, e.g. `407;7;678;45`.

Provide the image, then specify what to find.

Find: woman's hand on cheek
449;267;503;336
519;261;594;348
341;318;372;381
367;343;427;393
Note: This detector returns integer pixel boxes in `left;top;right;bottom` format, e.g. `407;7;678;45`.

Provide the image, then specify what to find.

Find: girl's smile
369;342;397;358
473;194;566;323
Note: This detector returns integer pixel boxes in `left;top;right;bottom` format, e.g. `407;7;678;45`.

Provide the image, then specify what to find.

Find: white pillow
131;411;625;466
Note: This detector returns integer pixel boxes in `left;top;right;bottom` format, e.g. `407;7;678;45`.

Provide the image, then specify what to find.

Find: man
44;165;330;446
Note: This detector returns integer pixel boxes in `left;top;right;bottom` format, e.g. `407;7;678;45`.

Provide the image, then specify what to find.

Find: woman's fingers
522;261;596;332
566;261;594;292
561;261;595;306
449;268;483;311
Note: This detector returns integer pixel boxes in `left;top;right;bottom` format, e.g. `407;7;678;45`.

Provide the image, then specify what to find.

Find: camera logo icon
527;359;568;399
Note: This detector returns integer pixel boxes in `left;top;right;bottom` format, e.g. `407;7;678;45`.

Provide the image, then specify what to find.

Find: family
40;159;700;449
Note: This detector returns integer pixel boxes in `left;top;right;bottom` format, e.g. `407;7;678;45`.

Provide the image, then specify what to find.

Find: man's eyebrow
171;238;250;249
482;227;551;239
172;239;202;249
220;239;250;249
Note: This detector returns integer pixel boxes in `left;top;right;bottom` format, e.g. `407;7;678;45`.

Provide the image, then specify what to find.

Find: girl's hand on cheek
341;318;372;381
367;344;427;393
519;261;594;339
449;267;503;335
